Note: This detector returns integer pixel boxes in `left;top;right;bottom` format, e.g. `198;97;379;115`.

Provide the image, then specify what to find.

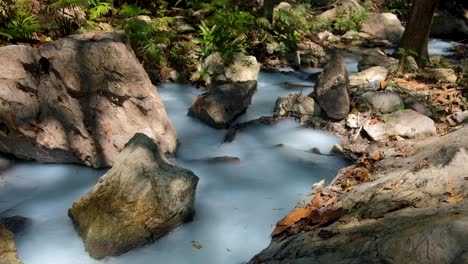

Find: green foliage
272;4;310;51
197;6;254;60
331;5;368;34
88;1;114;20
119;5;151;17
123;16;176;65
384;0;410;20
0;0;42;42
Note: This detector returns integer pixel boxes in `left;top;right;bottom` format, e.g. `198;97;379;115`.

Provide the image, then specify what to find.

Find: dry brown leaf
448;178;456;184
191;242;203;250
380;81;387;89
271;208;313;236
444;194;464;204
5;112;16;130
103;123;111;133
369;118;380;125
371;152;383;161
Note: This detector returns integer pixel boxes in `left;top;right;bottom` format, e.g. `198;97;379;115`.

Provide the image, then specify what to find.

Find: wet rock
68;133;198;259
310;53;350;120
349;66;388;88
274;93;321;123
361;91;404;113
357;49;398;71
203;53;260;85
0;31;177;168
360;13;404;44
0;224;22;264
423;68;458;84
448;110;468;124
188;81;257;128
363;109;436;141
0;216;31;234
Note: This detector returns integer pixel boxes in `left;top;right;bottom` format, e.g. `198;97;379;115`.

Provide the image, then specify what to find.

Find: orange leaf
103;123;111;133
448;178;456;184
380;80;387;89
369;118;380;125
271;208;313;236
371;152;383;161
444;194;464;204
5;112;16;130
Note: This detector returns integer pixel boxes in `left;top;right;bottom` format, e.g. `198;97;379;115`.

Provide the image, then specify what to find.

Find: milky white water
0;71;348;264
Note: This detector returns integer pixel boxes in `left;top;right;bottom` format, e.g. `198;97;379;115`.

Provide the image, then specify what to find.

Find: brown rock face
0;31;177;168
0;224;23;264
310;53;350;120
68;133;198;259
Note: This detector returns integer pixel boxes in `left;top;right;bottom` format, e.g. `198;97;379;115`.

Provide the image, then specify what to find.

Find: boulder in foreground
69;133;198;259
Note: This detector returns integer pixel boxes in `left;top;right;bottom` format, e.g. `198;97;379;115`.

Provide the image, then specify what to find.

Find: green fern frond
119;4;151;18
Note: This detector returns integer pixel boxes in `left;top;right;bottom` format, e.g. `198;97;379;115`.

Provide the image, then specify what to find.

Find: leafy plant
194;21;217;58
119;4;151;17
272;4;310;51
0;0;42;42
331;5;368;34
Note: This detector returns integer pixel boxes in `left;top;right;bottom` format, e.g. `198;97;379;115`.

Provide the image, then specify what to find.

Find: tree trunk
397;0;439;66
262;0;275;22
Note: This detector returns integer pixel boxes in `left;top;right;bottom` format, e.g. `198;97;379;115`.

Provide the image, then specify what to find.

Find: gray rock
0;32;177;168
274;93;321;123
297;40;326;67
349;66;388;87
449;110;468;124
318;0;362;20
203;53;260;85
358;49;398;71
431;10;468;41
404;98;433;117
361;91;404;113
0;224;22;264
69;133;199;259
310;53;350;120
360;13;404;44
188;81;257;128
363;109;436;141
250;125;468;264
423;68;458;83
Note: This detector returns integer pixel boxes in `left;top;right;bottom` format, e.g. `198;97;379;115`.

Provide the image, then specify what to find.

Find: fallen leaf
103;123;111;133
369;118;380;125
5;112;16;130
448;178;456;184
271;208;313;236
444;194;464;204
191;242;203;250
370;152;383;161
380;80;387;89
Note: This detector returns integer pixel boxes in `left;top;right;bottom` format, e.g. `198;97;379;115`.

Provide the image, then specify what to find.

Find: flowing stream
0;39;453;264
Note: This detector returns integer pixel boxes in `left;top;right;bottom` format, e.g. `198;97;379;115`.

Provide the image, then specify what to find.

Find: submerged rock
188;81;257;128
274;93;321;123
0;31;177;168
360;13;404;44
68;133;198;259
310;53;350;120
363;109;436;141
0;224;22;264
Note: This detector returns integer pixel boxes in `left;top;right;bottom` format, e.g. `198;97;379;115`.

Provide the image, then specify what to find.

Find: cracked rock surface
250;126;468;264
0;31;177;168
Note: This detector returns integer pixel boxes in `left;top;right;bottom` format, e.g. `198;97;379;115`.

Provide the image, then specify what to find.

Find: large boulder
296;40;326;67
363;109;437;141
431;10;468;41
310;53;350;120
349;66;388;88
188;81;257;128
360;13;404;44
68;133;198;259
250;124;468;264
0;224;22;264
274;93;321;123
0;32;177;168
